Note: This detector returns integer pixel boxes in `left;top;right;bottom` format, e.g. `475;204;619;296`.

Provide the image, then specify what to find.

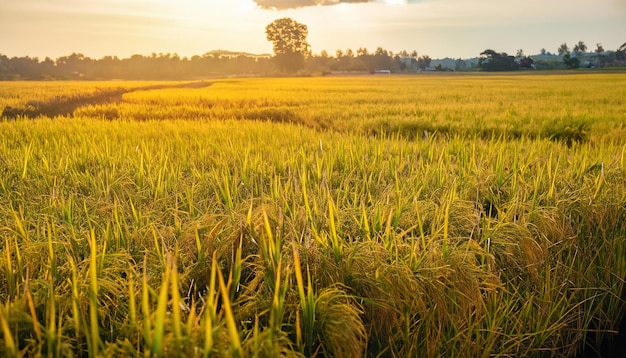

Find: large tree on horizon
265;18;310;73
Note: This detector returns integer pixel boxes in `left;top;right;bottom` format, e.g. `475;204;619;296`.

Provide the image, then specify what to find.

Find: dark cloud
254;0;372;10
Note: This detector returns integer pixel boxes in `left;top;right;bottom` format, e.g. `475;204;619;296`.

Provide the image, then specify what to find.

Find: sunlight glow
378;0;407;4
1;0;624;59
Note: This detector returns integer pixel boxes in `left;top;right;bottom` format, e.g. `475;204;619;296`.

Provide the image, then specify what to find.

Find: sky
1;0;625;60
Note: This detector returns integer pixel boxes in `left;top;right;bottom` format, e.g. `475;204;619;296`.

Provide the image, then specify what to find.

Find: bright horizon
1;0;625;60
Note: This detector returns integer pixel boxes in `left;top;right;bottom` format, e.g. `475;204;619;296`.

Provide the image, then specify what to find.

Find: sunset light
2;0;626;356
1;0;624;59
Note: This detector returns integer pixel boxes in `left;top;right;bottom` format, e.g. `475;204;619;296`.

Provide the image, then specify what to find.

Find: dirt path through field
1;81;213;119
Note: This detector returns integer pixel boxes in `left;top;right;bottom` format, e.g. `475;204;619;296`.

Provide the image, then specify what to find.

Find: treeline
0;48;433;80
0;52;275;80
307;48;432;74
479;41;626;71
2;43;625;80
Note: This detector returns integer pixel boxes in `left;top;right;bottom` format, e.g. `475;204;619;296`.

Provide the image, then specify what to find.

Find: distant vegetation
0;52;273;80
2;39;624;80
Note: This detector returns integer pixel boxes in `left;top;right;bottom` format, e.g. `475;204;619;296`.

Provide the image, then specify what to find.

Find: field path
1;81;213;119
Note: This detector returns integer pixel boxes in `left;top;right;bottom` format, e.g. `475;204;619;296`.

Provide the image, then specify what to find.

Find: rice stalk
0;307;17;357
217;262;243;357
87;229;101;357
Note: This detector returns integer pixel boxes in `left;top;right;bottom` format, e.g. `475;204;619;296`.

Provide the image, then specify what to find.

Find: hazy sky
1;0;625;59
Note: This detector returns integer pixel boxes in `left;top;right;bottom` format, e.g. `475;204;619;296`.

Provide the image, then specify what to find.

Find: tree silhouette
265;18;310;73
563;54;580;69
417;55;431;71
616;42;626;61
558;43;570;56
595;43;604;54
478;50;517;71
573;41;587;57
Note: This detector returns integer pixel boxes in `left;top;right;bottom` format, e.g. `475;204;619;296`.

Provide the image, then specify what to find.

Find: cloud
254;0;386;10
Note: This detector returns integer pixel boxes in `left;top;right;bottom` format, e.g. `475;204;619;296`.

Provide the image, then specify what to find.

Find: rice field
1;74;625;357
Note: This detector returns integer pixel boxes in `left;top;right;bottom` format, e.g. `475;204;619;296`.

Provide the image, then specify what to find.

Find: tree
518;57;535;69
594;43;605;67
558;43;570;56
516;49;525;58
265;18;310;73
478;50;518;71
417;55;431;71
56;52;86;73
540;48;547;55
374;47;388;57
573;41;587;56
455;58;467;71
373;47;392;71
616;42;626;61
595;43;604;54
563;54;580;69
